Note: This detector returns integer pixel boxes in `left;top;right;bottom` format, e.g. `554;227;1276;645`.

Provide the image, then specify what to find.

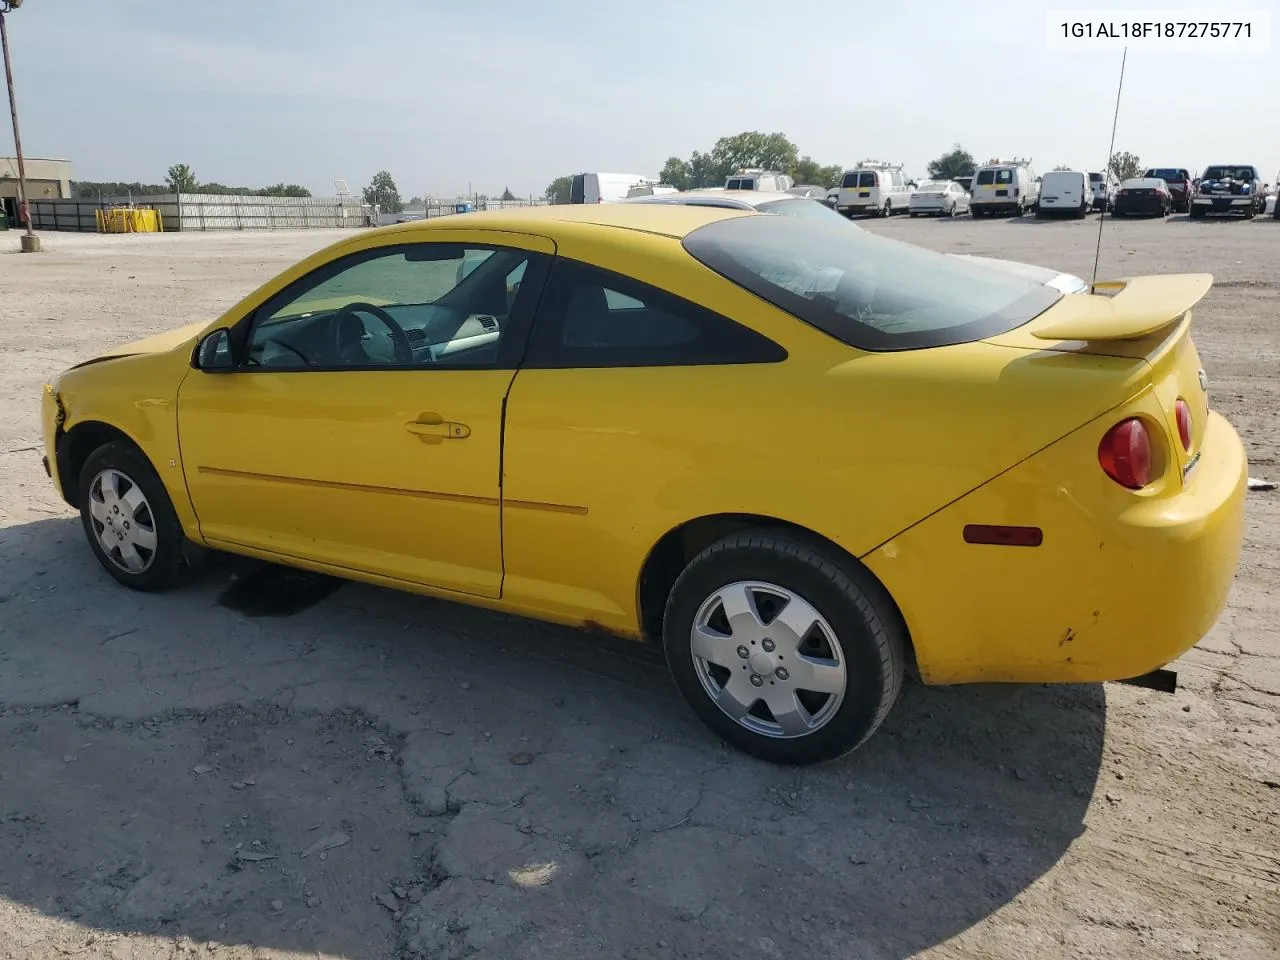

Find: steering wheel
330;302;413;365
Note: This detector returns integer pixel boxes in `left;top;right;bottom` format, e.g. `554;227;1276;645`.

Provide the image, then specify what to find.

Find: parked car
835;162;914;218
38;204;1246;765
1190;165;1267;218
786;184;834;204
1112;178;1173;217
1142;167;1193;212
1089;171;1118;211
1036;170;1091;218
952;175;974;193
622;189;852;223
970;159;1040;217
724;170;793;191
907;180;970;217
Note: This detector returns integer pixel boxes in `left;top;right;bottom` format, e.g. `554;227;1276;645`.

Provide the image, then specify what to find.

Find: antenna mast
1091;46;1128;293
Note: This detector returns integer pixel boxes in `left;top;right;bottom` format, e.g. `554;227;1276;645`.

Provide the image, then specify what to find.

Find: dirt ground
1;214;1277;960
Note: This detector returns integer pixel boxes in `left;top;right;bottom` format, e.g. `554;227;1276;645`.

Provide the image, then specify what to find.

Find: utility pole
1;0;39;251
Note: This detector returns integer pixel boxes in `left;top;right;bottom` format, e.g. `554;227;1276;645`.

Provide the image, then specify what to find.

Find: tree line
71;163;311;199
544;137;1151;202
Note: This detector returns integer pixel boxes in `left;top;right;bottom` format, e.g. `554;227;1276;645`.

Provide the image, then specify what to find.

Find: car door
178;233;553;597
500;255;788;630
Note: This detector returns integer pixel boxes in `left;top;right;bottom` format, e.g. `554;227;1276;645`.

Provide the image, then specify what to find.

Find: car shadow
0;516;1106;959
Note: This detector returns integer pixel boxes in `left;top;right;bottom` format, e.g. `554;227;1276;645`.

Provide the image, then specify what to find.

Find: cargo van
835;161;914;217
724;170;794;191
1035;170;1090;218
570;173;654;204
970;159;1039;217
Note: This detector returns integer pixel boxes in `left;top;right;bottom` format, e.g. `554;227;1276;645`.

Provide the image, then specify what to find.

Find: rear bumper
1191;196;1255;214
1115;198;1166;215
864;407;1247;685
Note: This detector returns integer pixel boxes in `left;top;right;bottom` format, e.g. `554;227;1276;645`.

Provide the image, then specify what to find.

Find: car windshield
1146;168;1185;180
683;215;1061;352
975;170;995;185
1089;172;1104;182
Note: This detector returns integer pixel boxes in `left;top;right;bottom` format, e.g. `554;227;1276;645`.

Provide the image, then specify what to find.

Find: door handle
405;416;470;440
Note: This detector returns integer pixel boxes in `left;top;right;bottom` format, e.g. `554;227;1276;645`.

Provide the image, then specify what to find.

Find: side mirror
193;328;235;371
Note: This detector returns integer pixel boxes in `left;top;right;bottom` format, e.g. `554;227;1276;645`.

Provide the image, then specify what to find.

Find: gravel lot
1;214;1277;960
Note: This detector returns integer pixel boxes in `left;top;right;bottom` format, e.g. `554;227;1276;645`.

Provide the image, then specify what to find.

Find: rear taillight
1175;399;1192;450
1099;418;1152;489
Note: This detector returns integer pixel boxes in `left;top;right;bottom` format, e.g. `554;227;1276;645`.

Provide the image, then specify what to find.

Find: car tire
909;211;917;218
662;531;906;765
881;201;891;218
77;441;202;592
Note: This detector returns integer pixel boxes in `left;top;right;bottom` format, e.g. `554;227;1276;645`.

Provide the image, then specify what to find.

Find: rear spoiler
1031;274;1213;342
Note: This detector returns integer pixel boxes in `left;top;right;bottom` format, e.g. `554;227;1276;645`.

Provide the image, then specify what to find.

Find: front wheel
78;441;201;591
663;533;906;765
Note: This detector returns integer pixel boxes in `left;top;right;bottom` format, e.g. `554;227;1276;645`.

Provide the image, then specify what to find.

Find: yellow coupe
39;204;1247;764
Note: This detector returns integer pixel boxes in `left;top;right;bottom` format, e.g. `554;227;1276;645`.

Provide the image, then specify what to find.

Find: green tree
710;131;799;180
501;187;517;201
1108;151;1142;181
660;156;692;191
687;150;721;189
165;163;198;193
362;170;403;213
544;176;573;204
792;156;842;187
926;145;975;181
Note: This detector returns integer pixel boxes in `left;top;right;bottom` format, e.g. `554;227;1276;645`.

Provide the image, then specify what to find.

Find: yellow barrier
95;207;164;233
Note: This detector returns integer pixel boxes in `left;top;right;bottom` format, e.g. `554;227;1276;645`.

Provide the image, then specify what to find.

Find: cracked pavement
1;221;1277;959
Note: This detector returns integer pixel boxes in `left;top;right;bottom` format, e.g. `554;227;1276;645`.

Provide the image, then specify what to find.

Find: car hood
948;254;1089;294
68;320;210;369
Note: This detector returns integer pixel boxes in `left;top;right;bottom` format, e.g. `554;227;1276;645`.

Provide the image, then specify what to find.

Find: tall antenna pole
1091;46;1128;292
1;3;40;251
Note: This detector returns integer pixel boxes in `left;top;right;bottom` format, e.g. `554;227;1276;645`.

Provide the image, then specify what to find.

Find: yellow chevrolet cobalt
40;204;1247;764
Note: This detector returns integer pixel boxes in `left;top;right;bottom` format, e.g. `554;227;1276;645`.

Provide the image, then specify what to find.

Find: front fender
49;350;202;540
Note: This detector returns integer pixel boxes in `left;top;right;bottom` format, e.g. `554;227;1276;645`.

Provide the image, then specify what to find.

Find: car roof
370;201;751;241
619;189;803;210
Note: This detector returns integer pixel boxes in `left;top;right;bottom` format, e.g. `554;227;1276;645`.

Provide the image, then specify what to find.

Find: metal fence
30;193;370;233
30;192;554;233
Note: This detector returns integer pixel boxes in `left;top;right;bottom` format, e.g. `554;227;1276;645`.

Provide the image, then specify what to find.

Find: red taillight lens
1175;399;1192;450
1099;418;1152;489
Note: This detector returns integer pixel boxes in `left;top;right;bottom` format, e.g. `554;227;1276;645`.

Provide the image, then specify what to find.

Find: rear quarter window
683;216;1061;352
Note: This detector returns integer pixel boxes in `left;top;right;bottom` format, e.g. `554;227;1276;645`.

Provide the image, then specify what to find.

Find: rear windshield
975;170;995;185
725;178;752;190
754;198;852;223
843;172;877;188
682;216;1061;352
1089;172;1104;182
994;169;1014;184
1146;168;1188;181
1202;166;1256;180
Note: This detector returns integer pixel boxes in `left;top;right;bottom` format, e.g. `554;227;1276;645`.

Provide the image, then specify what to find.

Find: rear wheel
78;441;201;591
663;532;905;765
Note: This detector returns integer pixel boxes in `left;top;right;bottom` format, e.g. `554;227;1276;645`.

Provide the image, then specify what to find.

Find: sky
2;0;1276;198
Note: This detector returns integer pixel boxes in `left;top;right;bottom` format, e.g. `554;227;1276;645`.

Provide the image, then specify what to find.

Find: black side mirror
193;328;235;371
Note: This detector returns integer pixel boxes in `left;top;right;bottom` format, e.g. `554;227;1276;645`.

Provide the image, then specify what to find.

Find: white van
1036;170;1090;218
835;162;914;217
625;183;679;198
970;159;1039;217
570;173;654;204
724;170;794;191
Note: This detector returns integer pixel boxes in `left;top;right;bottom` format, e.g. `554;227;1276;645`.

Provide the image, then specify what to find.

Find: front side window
683;215;1061;352
523;258;786;369
243;243;544;369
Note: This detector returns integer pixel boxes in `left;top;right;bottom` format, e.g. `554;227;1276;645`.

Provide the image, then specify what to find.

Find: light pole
1;0;39;251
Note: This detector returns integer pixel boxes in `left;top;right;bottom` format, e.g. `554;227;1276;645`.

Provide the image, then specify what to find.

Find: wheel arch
55;420;144;509
636;512;917;671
